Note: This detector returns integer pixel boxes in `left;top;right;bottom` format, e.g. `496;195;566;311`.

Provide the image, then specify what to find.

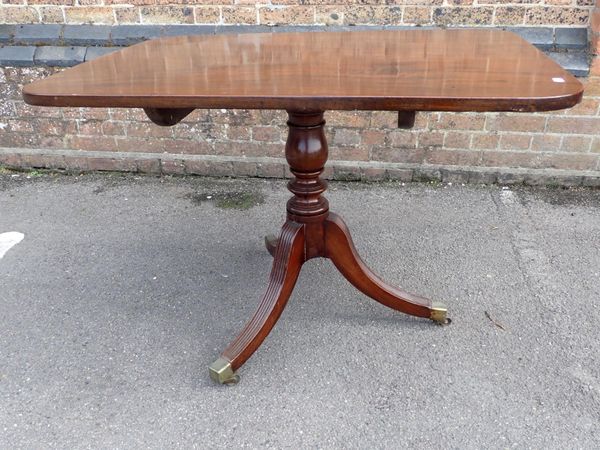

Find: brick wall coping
0;24;589;76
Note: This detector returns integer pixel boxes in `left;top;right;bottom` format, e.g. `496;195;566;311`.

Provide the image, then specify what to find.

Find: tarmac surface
0;172;599;449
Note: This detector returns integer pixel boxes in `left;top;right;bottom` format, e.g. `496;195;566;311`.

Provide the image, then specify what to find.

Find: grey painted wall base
1;147;599;188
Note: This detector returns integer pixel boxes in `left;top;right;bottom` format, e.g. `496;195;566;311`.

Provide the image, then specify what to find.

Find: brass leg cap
430;302;450;325
209;358;239;385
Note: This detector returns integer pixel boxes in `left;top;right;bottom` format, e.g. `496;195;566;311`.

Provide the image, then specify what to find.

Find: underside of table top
23;29;582;112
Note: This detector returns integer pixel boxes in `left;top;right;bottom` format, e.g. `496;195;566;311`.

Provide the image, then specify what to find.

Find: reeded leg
209;221;305;384
324;212;447;323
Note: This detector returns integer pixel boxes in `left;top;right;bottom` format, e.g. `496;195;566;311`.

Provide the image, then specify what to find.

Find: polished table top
23;29;582;112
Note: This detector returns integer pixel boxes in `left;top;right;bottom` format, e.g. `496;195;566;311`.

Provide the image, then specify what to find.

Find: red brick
403;6;432;25
326;111;370;128
589;58;600;77
471;133;499;149
114;137;181;153
109;108;148;121
481;151;539;168
61;107;82;119
329;145;369;161
388;130;417;148
19;154;65;169
259;6;314;25
385;168;413;182
210;110;254;126
426;149;481;166
561;136;591;152
482;151;597;170
185;159;233;177
591;32;600;56
79;107;110;120
252;126;281;142
417;132;444;148
343;5;403;25
78;121;103;135
226;125;252;141
361;130;385;146
434;113;485;130
541;153;598;170
370;111;397;129
65;7;115;24
163;139;211;154
563;97;599;116
14;102;61;118
361;167;386;181
486;114;546;132
443;132;471;149
127;122;173;138
139;6;194;23
7;119;34;133
79;157;137;172
102;121;126;136
214;141;282;158
525;7;589;26
333;129;361;146
0;153;22;168
33;118;68;136
547;117;600;134
172;123;226;141
232;160;258;177
160;159;186;175
591;7;600;32
136;158;161;173
582;77;600;97
370;146;426;164
222;7;256;24
66;135;117;151
499;134;531;150
257;162;285;178
530;135;561;152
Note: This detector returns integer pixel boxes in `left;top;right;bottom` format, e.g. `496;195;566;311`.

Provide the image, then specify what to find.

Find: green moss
185;190;265;210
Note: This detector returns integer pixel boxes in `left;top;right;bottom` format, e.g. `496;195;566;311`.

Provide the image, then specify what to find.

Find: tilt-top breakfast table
23;29;583;384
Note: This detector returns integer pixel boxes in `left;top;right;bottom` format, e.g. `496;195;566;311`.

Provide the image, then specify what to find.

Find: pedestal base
209;110;449;384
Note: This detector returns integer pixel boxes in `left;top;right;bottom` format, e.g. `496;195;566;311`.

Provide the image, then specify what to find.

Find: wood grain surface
23;29;582;112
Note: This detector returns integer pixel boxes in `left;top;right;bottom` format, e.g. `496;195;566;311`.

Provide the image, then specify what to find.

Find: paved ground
0;171;599;449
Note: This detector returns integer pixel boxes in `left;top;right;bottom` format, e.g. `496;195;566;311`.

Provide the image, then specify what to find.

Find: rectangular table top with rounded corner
23;29;582;112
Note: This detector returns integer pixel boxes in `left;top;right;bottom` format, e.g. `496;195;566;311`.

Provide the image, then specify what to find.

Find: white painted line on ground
0;232;25;259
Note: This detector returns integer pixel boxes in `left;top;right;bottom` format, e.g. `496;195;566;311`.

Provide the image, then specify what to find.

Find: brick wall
0;0;599;185
0;1;594;28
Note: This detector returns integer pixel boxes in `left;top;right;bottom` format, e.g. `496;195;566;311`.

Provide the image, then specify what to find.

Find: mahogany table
23;29;583;384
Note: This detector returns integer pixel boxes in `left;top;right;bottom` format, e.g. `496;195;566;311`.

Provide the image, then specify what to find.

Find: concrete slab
0;173;599;448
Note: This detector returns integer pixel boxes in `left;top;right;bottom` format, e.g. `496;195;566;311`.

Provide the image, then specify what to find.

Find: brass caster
209;358;240;385
430;302;451;325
